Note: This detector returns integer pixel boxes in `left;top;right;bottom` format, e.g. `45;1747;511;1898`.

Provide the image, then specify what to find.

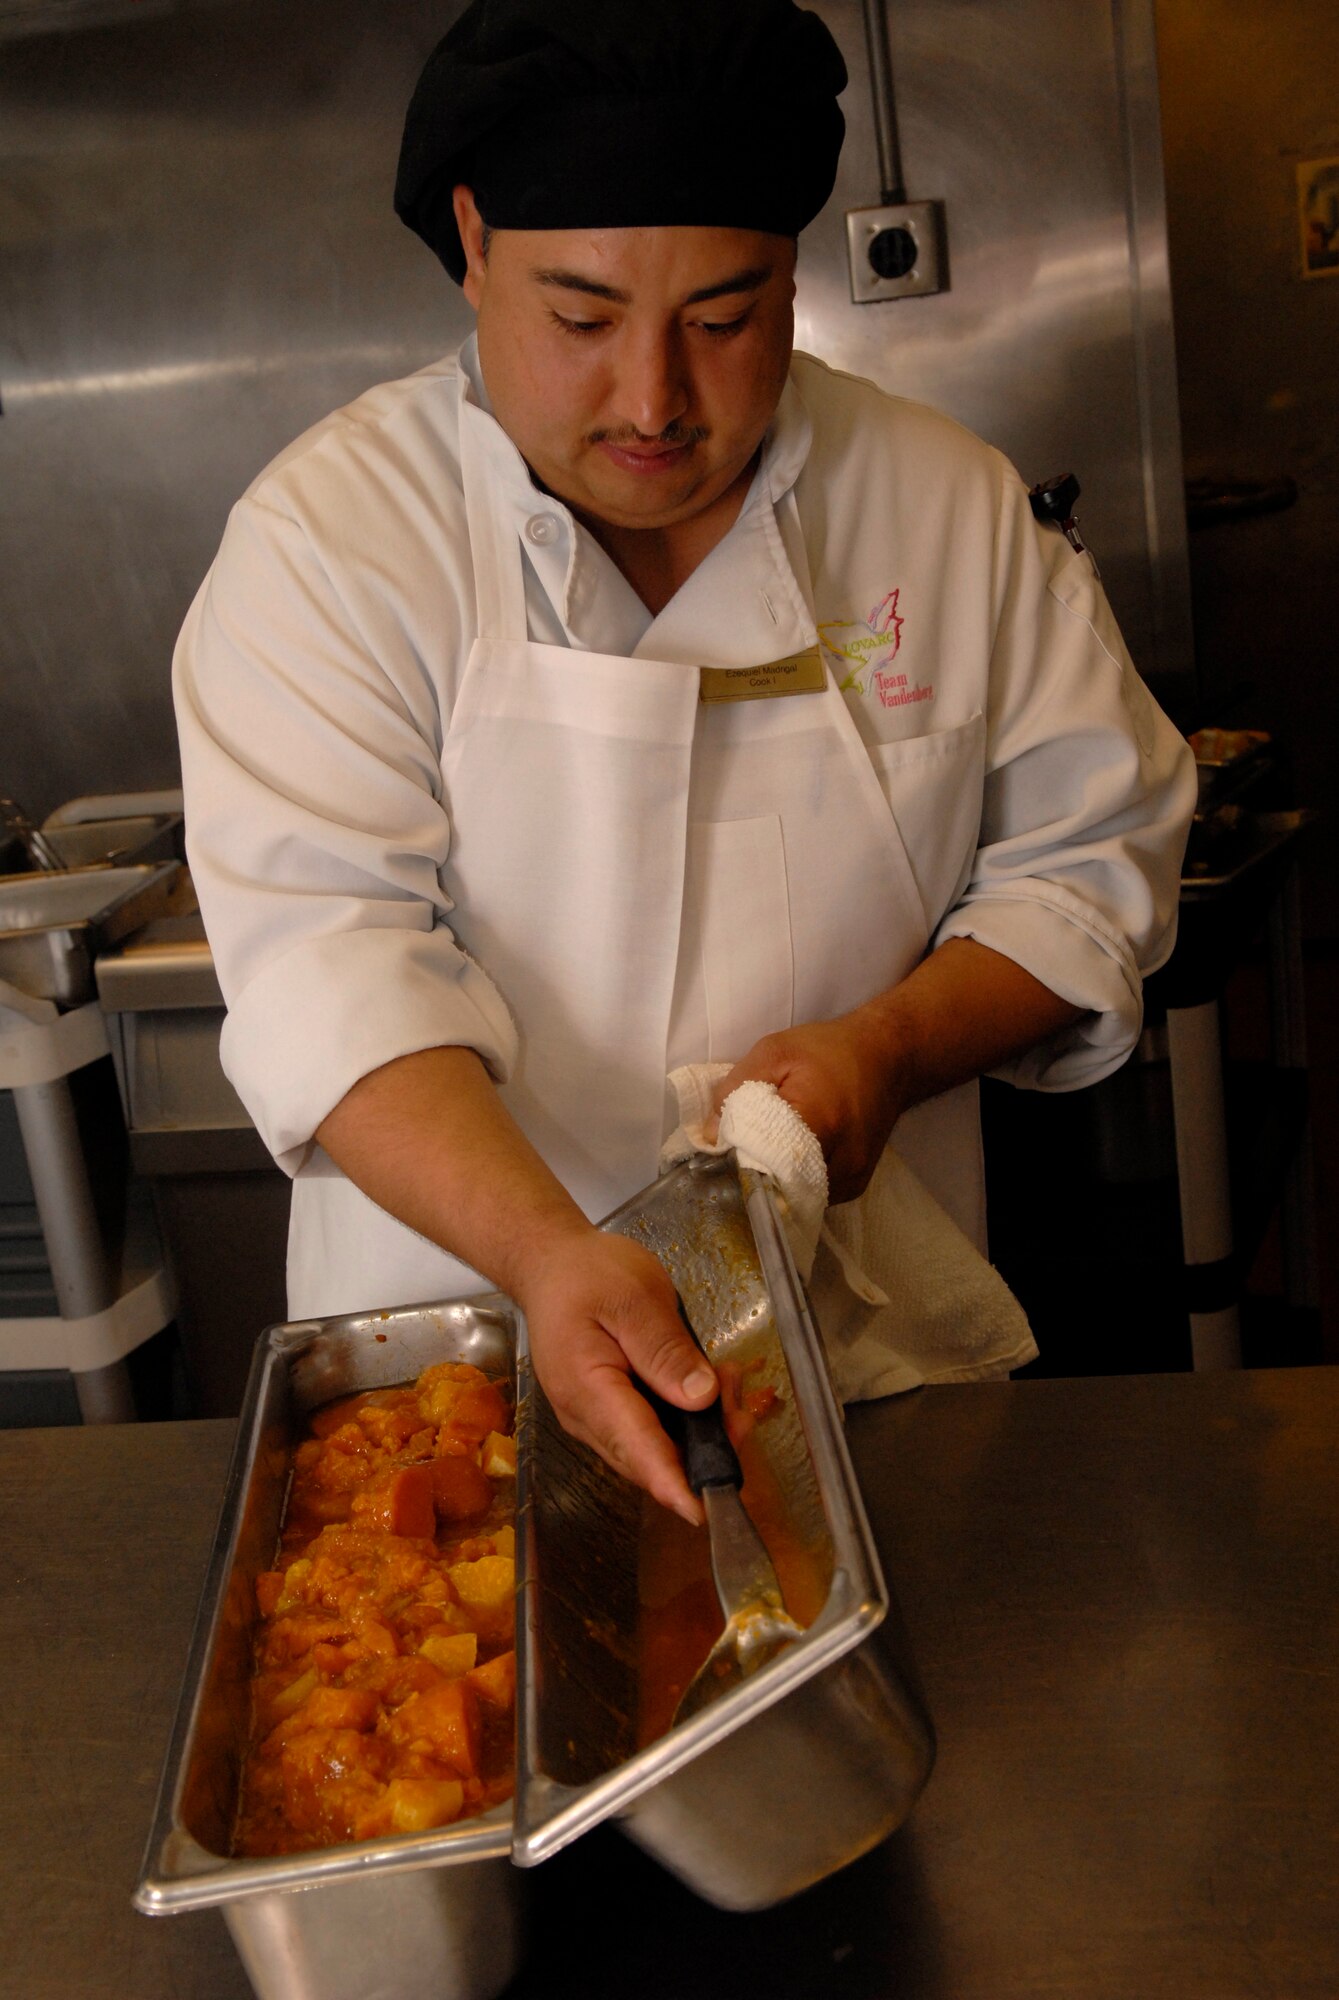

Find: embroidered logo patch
819;588;933;708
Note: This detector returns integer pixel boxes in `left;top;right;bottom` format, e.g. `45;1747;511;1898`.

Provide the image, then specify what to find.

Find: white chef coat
174;338;1195;1333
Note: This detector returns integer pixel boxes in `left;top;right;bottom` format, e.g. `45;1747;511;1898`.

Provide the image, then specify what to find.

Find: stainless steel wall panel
0;0;471;816
0;0;1193;824
797;0;1193;700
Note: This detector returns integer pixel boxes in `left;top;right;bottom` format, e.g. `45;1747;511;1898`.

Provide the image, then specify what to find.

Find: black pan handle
680;1391;741;1495
643;1298;742;1494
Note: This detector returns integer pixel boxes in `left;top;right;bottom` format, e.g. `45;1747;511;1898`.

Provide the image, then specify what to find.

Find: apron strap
459;400;530;645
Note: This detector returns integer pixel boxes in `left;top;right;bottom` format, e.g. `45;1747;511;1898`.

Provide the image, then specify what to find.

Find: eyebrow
530;265;774;306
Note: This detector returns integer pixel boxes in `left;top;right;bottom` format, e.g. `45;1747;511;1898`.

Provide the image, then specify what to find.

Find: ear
453;186;488;308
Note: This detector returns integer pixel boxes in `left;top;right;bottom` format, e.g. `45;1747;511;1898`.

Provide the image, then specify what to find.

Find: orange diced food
416;1363;487;1424
263;1684;380;1753
419;1632;478;1676
301;1685;379;1732
466;1650;516;1713
347;1615;399;1660
448;1555;515;1610
234;1361;516;1858
351;1463;437;1540
448;1382;509;1442
276;1726;389;1839
385;1677;481;1779
352;1655;444;1709
312;1641;356;1677
429;1456;493;1522
482;1431;517;1479
382;1776;466;1833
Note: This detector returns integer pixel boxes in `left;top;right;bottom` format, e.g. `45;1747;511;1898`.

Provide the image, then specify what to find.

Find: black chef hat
395;0;848;283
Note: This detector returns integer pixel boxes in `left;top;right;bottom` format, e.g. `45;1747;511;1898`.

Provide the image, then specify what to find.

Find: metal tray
0;814;183;884
135;1299;525;2000
45;811;183;871
514;1155;936;1909
0;861;182;1004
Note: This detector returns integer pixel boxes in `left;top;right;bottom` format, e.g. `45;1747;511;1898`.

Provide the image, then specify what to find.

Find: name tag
698;645;828;704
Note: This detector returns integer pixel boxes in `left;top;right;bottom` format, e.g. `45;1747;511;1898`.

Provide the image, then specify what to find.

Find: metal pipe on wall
860;0;907;204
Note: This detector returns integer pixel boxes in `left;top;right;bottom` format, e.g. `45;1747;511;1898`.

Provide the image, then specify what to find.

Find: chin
579;470;716;531
596;493;701;530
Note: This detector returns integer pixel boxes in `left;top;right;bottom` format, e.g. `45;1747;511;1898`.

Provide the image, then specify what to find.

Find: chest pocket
867;712;987;930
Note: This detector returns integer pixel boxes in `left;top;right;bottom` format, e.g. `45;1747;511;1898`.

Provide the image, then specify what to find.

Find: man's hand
710;1012;904;1203
513;1228;717;1525
709;940;1087;1202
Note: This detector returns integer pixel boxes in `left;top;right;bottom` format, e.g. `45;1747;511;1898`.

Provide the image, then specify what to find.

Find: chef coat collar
456;334;815;659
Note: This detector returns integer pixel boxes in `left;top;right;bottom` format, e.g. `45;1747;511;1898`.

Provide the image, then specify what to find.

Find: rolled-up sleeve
934;468;1196;1090
174;493;517;1175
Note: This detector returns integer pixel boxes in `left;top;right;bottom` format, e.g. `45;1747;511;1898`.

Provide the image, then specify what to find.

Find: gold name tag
698;645;828;704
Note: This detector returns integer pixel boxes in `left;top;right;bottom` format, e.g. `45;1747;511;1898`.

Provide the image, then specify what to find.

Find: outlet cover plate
846;201;946;303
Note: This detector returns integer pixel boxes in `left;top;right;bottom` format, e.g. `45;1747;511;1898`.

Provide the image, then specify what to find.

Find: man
175;0;1195;1524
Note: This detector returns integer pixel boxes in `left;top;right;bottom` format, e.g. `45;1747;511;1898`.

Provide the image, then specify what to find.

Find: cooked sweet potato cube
346;1616;399;1660
355;1655;443;1708
416;1363;488;1425
303;1686;379;1732
447;1381;509;1442
263;1684;380;1753
385;1677;481;1778
466;1650;516;1713
351;1464;436;1540
283;1723;383;1783
429;1456;493;1522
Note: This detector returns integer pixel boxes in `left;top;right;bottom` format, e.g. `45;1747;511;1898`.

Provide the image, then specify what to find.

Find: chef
175;0;1196;1523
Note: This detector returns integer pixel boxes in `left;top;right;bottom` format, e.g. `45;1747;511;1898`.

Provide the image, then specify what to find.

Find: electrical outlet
846;201;946;303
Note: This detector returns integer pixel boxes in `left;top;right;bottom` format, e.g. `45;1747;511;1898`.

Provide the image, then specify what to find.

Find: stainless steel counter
3;1368;1336;1999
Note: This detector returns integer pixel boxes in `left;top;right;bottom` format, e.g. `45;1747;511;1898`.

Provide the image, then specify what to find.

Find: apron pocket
679;815;794;1064
868;712;986;930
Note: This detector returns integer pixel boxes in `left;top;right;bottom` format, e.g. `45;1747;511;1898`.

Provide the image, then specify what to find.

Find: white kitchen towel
661;1062;1037;1402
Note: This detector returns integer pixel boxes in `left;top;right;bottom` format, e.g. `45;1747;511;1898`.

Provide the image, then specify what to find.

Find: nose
612;321;690;439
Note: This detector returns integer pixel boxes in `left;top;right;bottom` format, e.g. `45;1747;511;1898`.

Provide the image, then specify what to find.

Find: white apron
286;402;985;1331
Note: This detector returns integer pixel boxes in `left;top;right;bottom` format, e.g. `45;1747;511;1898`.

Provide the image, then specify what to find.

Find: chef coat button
525;512;561;546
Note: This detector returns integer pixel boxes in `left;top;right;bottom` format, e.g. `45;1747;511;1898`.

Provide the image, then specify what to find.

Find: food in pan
233;1361;517;1856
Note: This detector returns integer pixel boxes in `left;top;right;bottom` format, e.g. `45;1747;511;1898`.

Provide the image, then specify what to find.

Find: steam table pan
515;1154;935;1909
0;861;181;1005
134;1297;524;2000
135;1155;934;1999
0;813;183;884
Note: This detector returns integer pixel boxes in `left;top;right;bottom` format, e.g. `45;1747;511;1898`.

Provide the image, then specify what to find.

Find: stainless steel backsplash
0;0;1193;818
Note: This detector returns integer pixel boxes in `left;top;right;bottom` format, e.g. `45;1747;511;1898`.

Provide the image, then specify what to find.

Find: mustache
586;422;710;448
